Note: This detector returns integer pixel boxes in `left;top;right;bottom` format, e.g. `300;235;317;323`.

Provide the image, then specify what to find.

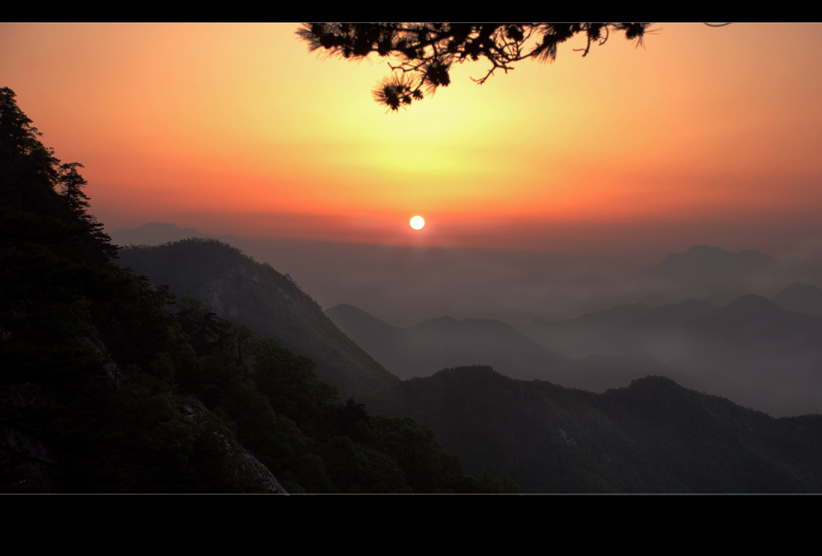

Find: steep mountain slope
118;240;400;397
325;303;397;347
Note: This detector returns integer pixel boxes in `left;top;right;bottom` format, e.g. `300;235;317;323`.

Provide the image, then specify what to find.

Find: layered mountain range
109;235;822;491
113;223;820;324
115;224;822;418
642;244;813;294
326;294;822;416
116;237;822;491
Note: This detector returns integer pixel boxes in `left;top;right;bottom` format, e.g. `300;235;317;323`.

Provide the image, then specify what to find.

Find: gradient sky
4;23;822;258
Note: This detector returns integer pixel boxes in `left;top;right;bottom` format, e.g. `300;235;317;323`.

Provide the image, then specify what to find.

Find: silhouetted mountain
369;366;822;493
118;239;400;397
773;282;822;318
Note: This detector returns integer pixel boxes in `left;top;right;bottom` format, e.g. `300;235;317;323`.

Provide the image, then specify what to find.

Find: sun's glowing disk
410;215;425;230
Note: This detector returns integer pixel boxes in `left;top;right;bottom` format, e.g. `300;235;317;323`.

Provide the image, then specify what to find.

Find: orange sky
4;23;822;257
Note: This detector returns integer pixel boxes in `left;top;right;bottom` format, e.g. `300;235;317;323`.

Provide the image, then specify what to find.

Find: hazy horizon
5;23;822;264
110;221;822;328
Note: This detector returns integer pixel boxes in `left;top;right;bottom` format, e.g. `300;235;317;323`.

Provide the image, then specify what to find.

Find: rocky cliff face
2;384;289;494
181;396;288;495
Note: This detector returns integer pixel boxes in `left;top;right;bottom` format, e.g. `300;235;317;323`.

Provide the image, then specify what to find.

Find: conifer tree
297;23;653;111
0;87;116;261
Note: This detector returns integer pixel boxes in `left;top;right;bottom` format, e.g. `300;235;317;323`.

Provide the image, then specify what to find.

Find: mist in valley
114;223;822;418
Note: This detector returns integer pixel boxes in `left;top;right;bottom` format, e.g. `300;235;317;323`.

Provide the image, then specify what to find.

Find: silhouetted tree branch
297;23;654;111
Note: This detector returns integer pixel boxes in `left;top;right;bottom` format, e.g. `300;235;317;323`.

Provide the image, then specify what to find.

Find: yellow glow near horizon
410;215;425;230
4;23;822;254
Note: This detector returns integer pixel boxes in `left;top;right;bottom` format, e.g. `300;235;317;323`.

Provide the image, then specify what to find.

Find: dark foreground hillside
1;88;279;492
368;366;822;492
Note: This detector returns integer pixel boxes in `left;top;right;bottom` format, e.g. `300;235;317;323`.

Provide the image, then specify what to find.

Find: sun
410;215;425;230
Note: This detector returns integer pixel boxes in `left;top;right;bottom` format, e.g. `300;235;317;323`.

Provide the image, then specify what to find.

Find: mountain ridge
118;238;400;397
366;365;822;493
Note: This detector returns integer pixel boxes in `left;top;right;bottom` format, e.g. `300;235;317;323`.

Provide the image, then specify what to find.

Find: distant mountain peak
725;293;775;310
138;222;199;232
413;315;458;329
111;222;209;247
118;221;203;236
643;297;716;320
111;222;247;251
686;244;729;254
643;244;807;292
676;244;774;263
461;317;511;327
781;281;815;292
327;302;368;315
